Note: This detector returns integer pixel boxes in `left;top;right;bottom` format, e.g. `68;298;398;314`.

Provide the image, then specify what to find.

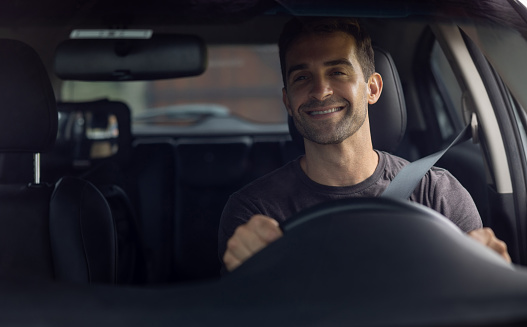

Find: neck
300;135;379;187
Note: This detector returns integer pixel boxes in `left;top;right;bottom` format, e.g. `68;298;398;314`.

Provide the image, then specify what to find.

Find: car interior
1;0;527;325
0;1;515;278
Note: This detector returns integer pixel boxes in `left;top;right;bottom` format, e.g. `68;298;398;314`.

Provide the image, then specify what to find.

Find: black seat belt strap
381;122;473;200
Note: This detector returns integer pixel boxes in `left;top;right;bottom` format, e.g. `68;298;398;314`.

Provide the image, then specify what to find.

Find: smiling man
218;17;510;273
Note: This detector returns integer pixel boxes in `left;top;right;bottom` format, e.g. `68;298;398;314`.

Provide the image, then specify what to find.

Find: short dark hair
278;17;375;88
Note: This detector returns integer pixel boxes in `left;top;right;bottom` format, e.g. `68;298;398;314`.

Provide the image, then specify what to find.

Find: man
218;17;510;273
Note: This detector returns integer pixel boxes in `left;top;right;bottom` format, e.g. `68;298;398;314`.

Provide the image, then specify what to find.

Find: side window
427;40;465;142
508;90;527;161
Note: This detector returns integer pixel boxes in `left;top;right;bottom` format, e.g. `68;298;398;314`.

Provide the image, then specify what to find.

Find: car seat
0;39;117;283
44;100;147;284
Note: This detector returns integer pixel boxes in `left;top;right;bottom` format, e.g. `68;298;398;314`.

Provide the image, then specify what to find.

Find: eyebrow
287;58;354;78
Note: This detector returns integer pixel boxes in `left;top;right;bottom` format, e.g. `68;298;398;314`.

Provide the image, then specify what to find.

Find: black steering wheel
226;196;512;293
280;196;463;233
218;197;527;326
228;196;512;280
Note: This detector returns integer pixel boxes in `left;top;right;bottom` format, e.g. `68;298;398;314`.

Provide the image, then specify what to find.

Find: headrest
53;100;132;168
0;39;57;153
288;46;407;153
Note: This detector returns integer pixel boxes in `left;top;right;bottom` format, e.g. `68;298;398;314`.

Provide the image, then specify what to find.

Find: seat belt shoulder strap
381;123;473;200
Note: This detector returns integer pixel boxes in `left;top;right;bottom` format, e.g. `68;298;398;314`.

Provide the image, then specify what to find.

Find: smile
308;107;344;116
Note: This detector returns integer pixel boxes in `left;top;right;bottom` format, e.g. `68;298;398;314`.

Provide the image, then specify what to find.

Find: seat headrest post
33;153;41;185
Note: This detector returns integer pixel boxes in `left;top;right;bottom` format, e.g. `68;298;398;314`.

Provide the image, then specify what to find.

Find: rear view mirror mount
54;34;207;81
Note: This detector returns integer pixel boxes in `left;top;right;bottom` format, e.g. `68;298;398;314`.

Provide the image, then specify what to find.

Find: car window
428;40;464;141
60;44;286;130
509;92;527;157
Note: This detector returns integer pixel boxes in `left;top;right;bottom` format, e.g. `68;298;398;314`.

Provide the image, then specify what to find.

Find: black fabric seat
0;39;117;283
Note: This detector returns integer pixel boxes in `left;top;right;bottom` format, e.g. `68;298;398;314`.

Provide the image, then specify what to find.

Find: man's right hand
223;214;283;272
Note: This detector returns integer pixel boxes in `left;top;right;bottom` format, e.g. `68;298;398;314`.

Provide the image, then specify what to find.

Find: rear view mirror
54;34;207;81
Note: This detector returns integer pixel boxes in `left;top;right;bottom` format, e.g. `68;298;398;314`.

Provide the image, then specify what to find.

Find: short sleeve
412;168;483;233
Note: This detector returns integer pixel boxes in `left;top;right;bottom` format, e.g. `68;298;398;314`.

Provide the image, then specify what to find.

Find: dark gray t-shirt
218;151;482;267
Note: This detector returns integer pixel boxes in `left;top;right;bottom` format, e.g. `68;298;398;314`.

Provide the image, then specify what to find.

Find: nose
309;75;333;100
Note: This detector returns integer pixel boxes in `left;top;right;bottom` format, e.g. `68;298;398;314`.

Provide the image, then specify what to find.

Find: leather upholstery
0;39;57;153
0;184;55;280
369;47;407;153
288;47;407;154
50;100;145;284
49;177;117;283
0;39;117;284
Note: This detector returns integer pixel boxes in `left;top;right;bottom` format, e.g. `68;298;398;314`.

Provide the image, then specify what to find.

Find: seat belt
381;121;474;200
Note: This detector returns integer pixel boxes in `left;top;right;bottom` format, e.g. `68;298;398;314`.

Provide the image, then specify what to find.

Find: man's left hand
468;227;511;263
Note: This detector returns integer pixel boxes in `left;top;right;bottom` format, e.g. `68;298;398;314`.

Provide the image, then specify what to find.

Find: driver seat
288;46;407;154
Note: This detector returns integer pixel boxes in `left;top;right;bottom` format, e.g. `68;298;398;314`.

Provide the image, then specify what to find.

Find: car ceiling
1;0;521;26
0;0;524;94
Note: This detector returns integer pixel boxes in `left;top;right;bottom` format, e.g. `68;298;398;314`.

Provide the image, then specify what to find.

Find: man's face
282;31;370;145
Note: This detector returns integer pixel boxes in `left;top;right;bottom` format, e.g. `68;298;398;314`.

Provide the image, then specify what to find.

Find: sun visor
54;33;207;81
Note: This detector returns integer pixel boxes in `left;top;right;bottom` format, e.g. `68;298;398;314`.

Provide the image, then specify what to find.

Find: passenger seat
0;39;117;283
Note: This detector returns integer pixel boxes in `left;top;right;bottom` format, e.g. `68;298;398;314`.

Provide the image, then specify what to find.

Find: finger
224;223;270;270
467;227;489;244
247;214;283;245
223;232;254;272
223;250;242;272
223;215;283;272
225;227;255;262
487;238;511;263
468;227;494;245
468;228;511;263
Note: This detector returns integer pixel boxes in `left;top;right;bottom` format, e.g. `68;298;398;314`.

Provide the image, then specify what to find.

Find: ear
367;73;383;105
282;87;293;116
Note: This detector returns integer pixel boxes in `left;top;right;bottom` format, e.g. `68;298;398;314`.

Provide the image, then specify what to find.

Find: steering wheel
226;196;512;291
218;197;527;325
280;196;463;233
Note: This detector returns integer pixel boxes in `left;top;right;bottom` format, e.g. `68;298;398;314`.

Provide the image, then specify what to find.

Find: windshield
60;44;287;129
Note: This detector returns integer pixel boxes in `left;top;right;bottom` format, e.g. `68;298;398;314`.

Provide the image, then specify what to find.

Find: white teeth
309;107;343;115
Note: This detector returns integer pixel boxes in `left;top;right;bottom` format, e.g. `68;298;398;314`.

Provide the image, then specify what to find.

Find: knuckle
226;236;238;251
496;239;508;252
224;255;239;271
261;226;281;242
248;215;267;228
483;227;495;236
234;224;251;240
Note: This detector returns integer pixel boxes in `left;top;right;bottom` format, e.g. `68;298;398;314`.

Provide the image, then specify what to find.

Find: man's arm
222;214;283;272
423;169;511;262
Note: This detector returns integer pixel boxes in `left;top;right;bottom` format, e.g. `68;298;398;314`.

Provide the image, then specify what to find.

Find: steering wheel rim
280;196;463;235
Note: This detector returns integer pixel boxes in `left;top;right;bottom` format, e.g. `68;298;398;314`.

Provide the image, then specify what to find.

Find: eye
290;74;308;84
331;71;346;76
